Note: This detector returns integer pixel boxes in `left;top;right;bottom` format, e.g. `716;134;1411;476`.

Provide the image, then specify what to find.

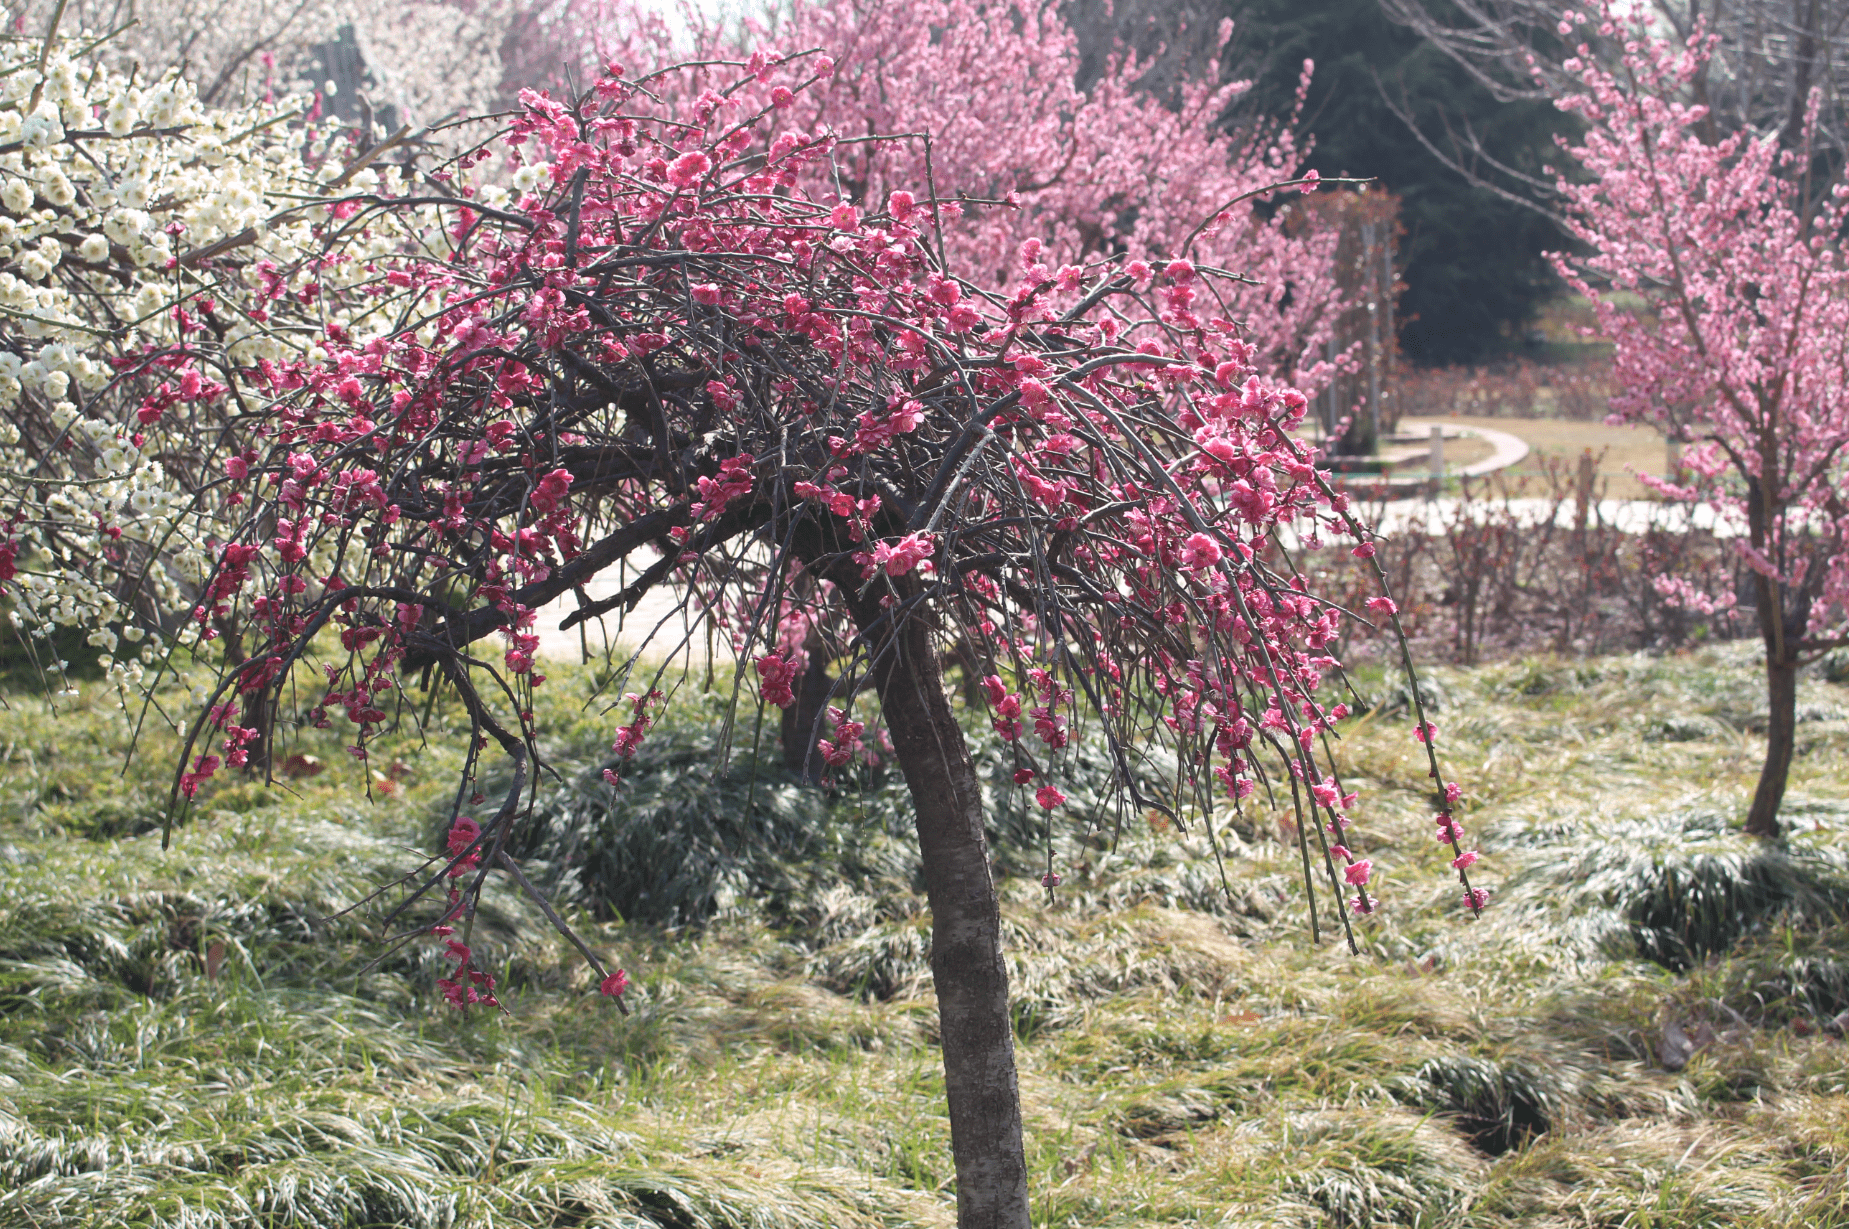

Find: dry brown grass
1441;413;1674;500
6;648;1849;1226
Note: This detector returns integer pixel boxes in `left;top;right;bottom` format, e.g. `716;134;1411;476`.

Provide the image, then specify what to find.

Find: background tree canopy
1069;0;1569;366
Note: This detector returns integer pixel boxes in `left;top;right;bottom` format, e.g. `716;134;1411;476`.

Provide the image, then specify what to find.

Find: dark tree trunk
239;688;277;776
1744;548;1802;839
857;599;1030;1229
1742;468;1800;839
1746;648;1796;838
944;636;990;711
214;612;274;774
1780;0;1822;151
779;633;835;782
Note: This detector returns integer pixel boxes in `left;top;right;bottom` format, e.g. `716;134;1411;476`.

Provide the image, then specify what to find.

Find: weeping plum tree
530;0;1358;773
101;56;1482;1229
1549;7;1849;837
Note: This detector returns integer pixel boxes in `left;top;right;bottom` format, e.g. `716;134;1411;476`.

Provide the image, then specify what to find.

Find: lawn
1436;415;1672;501
4;645;1849;1227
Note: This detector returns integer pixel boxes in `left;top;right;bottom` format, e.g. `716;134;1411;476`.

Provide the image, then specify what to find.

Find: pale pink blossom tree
518;0;1348;392
1550;8;1849;836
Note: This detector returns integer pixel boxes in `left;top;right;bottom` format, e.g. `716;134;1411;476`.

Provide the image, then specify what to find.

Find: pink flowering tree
510;0;1355;772
1550;9;1849;838
521;0;1347;390
144;56;1475;1228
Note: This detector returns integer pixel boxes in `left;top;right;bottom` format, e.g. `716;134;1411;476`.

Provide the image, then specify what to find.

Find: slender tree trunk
1746;644;1797;838
239;688;277;776
1745;550;1797;838
779;632;834;781
860;601;1030;1229
214;611;275;774
1780;0;1822;151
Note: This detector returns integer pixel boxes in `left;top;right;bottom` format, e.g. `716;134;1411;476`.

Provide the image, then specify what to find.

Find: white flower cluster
0;35;445;690
6;0;513;127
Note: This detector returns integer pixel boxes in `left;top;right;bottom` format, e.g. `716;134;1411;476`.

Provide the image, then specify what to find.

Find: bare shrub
1398;358;1614;421
1298;456;1750;665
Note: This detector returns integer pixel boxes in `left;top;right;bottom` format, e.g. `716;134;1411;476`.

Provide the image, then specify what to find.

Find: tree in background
519;0;1349;395
1066;0;1568;366
0;24;423;719
3;0;515;121
0;51;1481;1226
1550;8;1849;837
1295;187;1403;455
1378;0;1849;359
1386;0;1849;167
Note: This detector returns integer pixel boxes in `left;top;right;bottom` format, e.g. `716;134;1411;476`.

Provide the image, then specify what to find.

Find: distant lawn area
4;647;1849;1227
1440;414;1674;501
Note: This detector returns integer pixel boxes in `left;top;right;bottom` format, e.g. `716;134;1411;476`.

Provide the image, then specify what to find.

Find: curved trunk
1745;649;1796;838
1745;553;1800;839
1742;468;1795;840
861;604;1030;1229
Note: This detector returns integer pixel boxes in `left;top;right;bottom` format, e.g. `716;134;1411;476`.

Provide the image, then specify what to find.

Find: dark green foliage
1626;846;1835;970
1499;807;1849;970
1401;1053;1555;1154
836;708;1174;873
1230;0;1567;365
515;713;919;927
0;606;104;688
1068;0;1569;364
1696;923;1849;1027
517;705;1190;929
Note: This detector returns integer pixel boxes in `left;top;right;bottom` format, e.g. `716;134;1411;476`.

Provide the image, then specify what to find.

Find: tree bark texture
1746;649;1796;838
1745;558;1799;838
860;601;1030;1229
214;612;275;774
779;629;836;782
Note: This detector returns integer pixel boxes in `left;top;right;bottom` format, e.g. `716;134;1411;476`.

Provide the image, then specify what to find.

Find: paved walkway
1344;418;1532;488
534;571;711;665
1397;418;1533;477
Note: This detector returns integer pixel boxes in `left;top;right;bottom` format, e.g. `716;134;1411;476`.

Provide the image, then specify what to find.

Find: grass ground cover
3;643;1849;1226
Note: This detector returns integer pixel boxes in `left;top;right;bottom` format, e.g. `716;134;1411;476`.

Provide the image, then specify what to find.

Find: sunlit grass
4;644;1849;1225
